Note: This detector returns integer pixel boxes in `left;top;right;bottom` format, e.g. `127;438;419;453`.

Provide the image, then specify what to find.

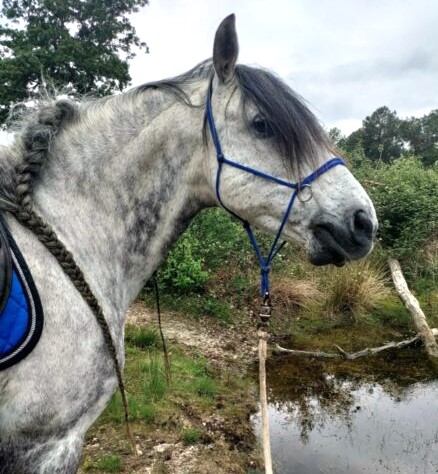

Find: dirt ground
79;301;262;474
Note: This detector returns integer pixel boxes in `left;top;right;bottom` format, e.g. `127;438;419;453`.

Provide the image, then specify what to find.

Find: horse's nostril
353;210;373;240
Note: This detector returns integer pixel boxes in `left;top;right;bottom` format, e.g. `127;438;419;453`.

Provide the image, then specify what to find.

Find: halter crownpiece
206;83;346;297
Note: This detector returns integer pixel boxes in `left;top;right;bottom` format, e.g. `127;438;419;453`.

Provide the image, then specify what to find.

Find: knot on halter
260;269;270;296
261;265;271;274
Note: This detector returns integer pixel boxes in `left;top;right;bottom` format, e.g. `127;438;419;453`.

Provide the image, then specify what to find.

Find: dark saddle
0;217;44;371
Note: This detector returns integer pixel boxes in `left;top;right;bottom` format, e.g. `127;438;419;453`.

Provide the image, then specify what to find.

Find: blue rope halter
206;84;346;296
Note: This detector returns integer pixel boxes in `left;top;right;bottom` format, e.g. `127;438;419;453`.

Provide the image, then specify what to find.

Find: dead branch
273;329;438;360
388;258;438;359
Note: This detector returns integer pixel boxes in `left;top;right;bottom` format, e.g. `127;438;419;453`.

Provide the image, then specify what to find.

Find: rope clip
258;292;272;327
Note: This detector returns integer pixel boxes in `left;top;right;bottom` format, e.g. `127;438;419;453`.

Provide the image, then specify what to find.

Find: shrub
159;233;208;292
354;157;438;261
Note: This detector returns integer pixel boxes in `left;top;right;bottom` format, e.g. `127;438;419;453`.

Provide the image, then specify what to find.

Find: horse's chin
308;245;348;267
307;226;351;267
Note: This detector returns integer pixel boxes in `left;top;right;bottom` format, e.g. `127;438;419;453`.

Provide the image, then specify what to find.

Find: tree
0;0;149;126
401;110;438;166
362;106;403;162
328;127;344;148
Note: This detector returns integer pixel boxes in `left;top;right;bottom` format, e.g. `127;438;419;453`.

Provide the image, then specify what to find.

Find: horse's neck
34;88;213;317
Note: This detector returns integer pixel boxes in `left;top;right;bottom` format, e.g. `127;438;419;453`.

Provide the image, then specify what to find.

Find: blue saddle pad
0;227;43;371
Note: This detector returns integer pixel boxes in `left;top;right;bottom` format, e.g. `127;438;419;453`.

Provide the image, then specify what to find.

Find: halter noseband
206;84;345;296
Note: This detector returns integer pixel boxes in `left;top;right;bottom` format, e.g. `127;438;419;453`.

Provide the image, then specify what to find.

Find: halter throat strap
205;83;345;295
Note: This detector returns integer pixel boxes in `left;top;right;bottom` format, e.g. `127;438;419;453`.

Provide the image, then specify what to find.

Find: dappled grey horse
0;15;377;474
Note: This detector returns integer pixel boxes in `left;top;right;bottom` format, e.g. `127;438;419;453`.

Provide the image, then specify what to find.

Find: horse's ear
213;14;239;84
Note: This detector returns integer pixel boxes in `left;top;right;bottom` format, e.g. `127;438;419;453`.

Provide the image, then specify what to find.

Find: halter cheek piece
206;84;346;296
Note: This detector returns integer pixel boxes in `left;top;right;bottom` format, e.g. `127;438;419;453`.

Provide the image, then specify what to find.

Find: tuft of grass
271;277;323;311
94;455;122;472
142;355;167;402
195;376;218;398
125;325;160;350
320;259;391;321
128;397;156;424
181;428;203;445
201;296;232;323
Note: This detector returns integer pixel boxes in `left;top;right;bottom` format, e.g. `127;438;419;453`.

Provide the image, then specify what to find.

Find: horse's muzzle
309;209;376;266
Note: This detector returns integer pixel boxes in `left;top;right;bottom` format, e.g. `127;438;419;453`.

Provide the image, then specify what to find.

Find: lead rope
11;120;136;452
152;274;172;384
258;294;273;474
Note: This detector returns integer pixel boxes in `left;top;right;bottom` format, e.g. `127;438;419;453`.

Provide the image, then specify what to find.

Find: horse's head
204;14;377;268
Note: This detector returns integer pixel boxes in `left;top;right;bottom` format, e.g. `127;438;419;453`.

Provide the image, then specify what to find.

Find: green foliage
362;106;403;162
401;110;438;166
340;106;438;166
187;208;254;269
0;0;148;125
355;157;438;260
157;208;268;294
159;233;209;292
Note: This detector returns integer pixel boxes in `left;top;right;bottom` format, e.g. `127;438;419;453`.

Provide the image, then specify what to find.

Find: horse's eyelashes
251;115;274;138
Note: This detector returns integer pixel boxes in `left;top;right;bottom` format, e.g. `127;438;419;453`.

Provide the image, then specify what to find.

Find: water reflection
253;350;438;473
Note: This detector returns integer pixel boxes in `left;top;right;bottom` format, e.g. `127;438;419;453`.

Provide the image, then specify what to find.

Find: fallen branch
274;329;438;360
388;259;438;359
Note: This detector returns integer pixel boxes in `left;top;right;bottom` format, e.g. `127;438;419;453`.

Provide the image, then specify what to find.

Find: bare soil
79;301;262;474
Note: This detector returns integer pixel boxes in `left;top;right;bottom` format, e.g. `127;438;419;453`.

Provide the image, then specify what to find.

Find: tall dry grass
319;259;391;321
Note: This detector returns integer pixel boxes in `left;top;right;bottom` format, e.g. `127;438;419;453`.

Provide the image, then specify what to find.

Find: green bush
159;232;208;292
158;208;262;294
354;157;438;261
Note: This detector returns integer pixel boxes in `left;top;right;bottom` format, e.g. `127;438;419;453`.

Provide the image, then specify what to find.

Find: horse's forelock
235;65;331;173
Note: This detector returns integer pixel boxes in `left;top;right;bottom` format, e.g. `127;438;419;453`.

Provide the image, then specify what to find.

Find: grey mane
0;100;78;210
0;58;330;206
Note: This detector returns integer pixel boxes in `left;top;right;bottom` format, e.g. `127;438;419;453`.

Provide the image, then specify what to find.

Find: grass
81;321;256;473
93;455;122;472
319;259;391;322
181;428;203;445
125;325;160;349
194;376;217;398
141;355;167;402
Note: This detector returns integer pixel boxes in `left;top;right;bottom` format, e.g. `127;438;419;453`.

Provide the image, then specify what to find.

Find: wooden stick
258;329;273;474
388;259;438;359
273;329;438;359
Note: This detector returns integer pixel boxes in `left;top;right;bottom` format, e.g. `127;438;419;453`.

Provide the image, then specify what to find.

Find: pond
252;348;438;474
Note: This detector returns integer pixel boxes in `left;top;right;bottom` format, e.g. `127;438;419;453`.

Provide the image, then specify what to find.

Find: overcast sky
1;0;437;144
129;0;438;134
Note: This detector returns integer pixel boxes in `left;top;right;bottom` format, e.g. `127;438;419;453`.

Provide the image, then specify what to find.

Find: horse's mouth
308;225;351;267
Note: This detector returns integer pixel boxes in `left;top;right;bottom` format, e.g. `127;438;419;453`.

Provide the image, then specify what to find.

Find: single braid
10;100;134;447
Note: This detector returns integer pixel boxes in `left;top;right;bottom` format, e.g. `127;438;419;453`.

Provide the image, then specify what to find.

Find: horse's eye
251;115;273;138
